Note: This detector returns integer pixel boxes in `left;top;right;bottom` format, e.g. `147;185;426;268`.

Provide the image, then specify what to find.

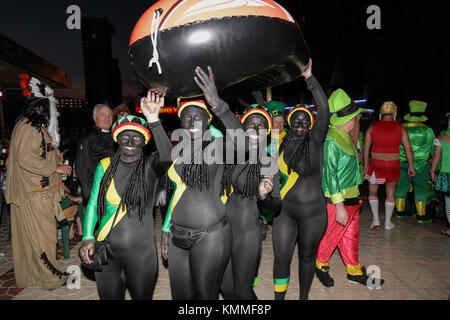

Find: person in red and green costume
315;89;384;287
79;92;172;299
395;100;436;223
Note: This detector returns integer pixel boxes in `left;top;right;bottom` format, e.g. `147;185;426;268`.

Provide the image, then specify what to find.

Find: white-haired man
75;104;116;203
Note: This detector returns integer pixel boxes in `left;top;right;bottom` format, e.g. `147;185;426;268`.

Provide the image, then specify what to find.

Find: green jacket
399;123;435;170
322;128;361;204
82;158;125;242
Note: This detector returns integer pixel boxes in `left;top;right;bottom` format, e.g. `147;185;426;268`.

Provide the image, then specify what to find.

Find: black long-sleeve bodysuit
94;121;171;300
220;162;281;300
272;75;330;300
167;102;245;300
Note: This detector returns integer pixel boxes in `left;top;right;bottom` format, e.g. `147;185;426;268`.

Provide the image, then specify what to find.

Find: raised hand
300;58;312;79
141;90;164;123
194;66;223;110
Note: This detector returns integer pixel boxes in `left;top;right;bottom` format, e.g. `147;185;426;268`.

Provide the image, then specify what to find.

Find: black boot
395;210;410;219
274;291;286;300
315;266;334;287
347;266;385;286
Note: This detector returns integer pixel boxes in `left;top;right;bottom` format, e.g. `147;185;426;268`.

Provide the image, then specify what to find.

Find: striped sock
274;277;289;293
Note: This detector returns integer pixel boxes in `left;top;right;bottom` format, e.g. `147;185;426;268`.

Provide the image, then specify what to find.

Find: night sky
0;0;157;100
0;0;448;128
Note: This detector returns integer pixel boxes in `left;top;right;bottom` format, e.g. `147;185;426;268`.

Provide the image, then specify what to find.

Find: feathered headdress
19;74;60;147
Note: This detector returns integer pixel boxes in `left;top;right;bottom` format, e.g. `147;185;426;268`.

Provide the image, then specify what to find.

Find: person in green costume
267;100;288;144
259;100;287;226
395;100;436;224
316;89;384;288
430;113;450;236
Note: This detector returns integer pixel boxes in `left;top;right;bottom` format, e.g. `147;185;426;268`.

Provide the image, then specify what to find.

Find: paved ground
1;201;449;300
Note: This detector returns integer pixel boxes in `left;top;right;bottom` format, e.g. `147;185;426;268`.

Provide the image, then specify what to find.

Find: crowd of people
2;59;449;300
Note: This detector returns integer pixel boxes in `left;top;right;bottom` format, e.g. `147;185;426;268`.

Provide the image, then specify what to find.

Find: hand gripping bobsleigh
129;0;310;98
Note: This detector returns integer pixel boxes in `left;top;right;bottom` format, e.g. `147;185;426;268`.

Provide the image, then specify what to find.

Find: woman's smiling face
244;114;268;143
180;106;210;140
290;110;311;139
117;130;145;162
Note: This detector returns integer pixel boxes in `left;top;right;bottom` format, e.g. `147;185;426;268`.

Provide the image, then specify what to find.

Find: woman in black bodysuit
79;93;171;299
161;66;246;300
272;59;330;300
220;106;281;300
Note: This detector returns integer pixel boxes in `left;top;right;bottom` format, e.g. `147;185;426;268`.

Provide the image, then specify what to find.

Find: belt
325;197;360;206
371;152;400;161
171;216;229;234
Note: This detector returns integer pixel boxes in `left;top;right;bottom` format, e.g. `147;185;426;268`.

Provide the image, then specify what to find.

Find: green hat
329;89;366;126
266;100;286;119
404;100;428;122
446;113;450;118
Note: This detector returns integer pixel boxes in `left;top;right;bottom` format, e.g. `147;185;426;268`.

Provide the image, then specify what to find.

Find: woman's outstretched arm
302;59;331;143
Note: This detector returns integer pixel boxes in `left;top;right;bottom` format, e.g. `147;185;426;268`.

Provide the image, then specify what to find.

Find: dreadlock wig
177;100;212;191
280;105;316;176
180;139;211;191
222;158;262;199
97;150;149;222
222;106;270;199
97;116;151;222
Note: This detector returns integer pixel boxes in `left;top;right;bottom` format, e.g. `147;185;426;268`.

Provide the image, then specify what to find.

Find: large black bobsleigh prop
129;0;310;98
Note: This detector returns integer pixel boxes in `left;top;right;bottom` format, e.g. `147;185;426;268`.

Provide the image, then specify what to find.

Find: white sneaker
370;221;380;230
385;222;396;230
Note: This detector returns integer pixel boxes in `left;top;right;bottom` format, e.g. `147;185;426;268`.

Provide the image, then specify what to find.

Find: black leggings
168;223;231;300
272;199;327;300
94;211;158;300
220;197;262;300
94;241;158;300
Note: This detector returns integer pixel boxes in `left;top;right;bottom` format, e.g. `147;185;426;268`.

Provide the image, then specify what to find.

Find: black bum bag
78;240;114;272
170;216;229;250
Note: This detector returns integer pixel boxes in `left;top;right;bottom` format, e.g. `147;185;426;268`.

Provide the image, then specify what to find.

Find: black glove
40;176;49;188
193;66;223;110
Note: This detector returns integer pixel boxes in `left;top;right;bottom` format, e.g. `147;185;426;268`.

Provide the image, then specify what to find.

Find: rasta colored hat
287;104;316;129
240;104;272;135
404;100;428;122
112;115;151;145
266;100;287;120
329;89;366;126
177;100;212;120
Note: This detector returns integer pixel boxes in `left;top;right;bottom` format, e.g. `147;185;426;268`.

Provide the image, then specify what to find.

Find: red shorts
366;159;400;184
